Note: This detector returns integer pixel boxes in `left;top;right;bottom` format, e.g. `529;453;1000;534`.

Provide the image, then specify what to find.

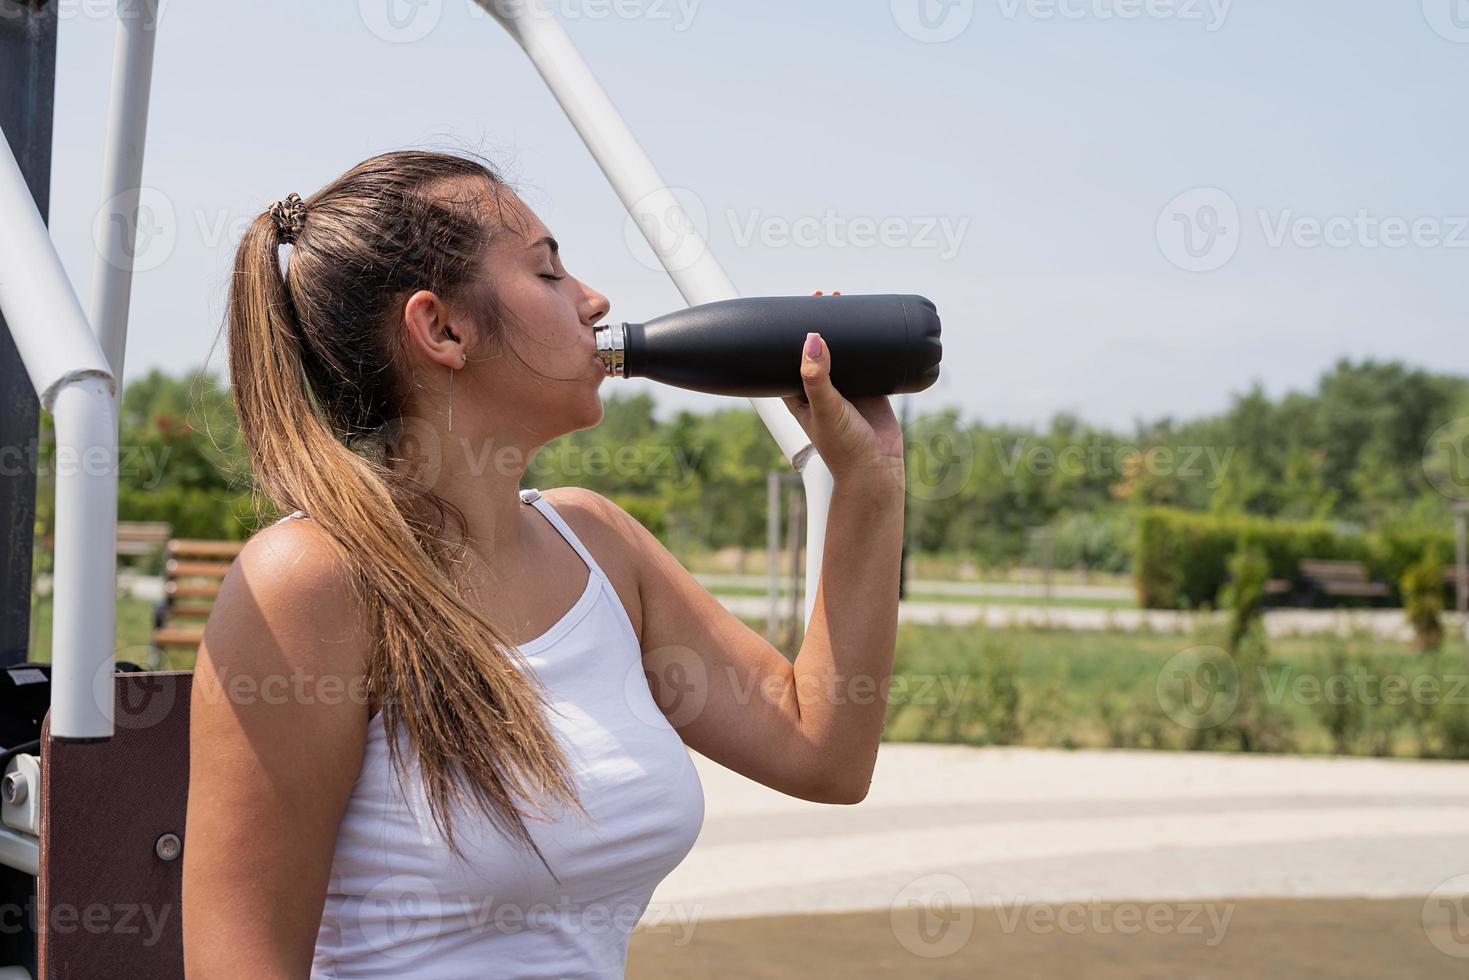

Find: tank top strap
519;488;611;588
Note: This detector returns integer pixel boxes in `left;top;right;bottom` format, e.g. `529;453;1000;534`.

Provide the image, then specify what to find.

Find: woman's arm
566;300;906;805
785;472;905;799
182;519;371;979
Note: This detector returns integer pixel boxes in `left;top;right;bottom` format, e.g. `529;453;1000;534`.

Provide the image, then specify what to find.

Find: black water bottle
593;293;942;397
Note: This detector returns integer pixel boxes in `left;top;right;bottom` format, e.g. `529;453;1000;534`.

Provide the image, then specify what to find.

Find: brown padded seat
39;671;192;979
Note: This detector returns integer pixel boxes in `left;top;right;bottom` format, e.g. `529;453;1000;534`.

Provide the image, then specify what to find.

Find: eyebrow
527;236;559;256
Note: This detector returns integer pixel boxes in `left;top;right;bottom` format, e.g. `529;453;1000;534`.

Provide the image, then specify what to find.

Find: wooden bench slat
165;582;221;600
164;559;234;579
168;539;245;559
152;626;206;647
1318;582;1392;597
117;521;173;559
1299;560;1371;583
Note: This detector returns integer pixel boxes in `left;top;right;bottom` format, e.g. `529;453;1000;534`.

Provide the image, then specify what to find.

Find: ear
401;288;477;369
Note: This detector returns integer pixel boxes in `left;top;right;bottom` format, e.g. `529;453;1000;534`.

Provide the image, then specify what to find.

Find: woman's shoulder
538;487;648;629
203;514;371;684
539;486;643;558
232;513;354;602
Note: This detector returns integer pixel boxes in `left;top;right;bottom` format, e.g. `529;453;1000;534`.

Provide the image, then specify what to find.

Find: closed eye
540;273;566;281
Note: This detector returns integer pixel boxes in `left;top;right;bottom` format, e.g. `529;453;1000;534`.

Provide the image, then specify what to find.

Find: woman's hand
780;290;906;492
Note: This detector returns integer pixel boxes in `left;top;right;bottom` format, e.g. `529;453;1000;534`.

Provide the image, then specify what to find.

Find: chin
585;395;606;427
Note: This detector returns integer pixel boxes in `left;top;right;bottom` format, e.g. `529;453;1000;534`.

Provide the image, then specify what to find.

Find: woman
181;148;905;978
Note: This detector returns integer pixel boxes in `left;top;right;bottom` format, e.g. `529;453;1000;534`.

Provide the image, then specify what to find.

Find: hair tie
269;192;307;243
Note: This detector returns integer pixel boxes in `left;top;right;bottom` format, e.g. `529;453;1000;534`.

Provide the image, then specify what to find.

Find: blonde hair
226;148;588;877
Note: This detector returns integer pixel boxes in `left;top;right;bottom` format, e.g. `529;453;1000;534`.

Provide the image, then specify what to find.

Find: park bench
149;539;244;666
1297;558;1392;607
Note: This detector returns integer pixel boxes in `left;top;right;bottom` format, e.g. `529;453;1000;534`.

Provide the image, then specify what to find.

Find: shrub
1134;508;1454;609
1218;544;1270;651
1401;548;1446;652
1028;510;1135;574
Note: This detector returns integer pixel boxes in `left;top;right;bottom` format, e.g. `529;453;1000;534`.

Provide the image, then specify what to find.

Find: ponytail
226;151;589;877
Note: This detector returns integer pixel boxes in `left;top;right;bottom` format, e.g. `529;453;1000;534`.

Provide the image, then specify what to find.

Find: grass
29;594;1469;760
875;620;1469;758
27;594;160;667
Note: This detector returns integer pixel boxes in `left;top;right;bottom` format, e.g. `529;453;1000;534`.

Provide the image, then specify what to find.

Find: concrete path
696;573;1134;602
650;744;1469;923
111;570;1464;640
717;593;1468;642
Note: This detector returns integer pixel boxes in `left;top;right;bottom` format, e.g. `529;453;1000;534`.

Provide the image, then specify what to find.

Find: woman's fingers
800;332;847;424
786;289;841;413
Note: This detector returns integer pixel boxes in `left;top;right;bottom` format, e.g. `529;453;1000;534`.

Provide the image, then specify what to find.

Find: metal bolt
155;833;181;861
1;772;26;806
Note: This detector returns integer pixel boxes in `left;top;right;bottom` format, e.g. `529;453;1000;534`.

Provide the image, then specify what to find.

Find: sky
41;0;1469;432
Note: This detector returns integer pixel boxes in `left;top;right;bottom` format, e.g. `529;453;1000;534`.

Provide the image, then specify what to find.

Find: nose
581;282;610;328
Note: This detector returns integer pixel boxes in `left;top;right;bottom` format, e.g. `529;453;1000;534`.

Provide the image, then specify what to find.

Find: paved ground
632;744;1469;976
628;898;1464;978
651;744;1469;922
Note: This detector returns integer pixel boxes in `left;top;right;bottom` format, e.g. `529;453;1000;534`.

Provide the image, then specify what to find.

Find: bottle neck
593;322;627;377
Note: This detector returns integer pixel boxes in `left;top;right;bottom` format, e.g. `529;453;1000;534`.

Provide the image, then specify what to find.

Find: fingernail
805;332;822;359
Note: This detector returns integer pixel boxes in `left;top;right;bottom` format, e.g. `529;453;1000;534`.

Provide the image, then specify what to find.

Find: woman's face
436;193;613;450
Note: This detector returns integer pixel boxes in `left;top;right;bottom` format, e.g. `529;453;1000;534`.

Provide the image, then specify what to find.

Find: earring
447;351;466;433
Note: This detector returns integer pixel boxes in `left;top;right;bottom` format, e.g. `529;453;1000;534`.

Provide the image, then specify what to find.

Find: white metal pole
766;471;780;640
0;130;118;740
88;0;160;398
479;0;831;628
49;377;119;740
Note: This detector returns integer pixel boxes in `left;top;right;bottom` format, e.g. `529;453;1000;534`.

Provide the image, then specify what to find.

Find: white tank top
296;488;706;978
